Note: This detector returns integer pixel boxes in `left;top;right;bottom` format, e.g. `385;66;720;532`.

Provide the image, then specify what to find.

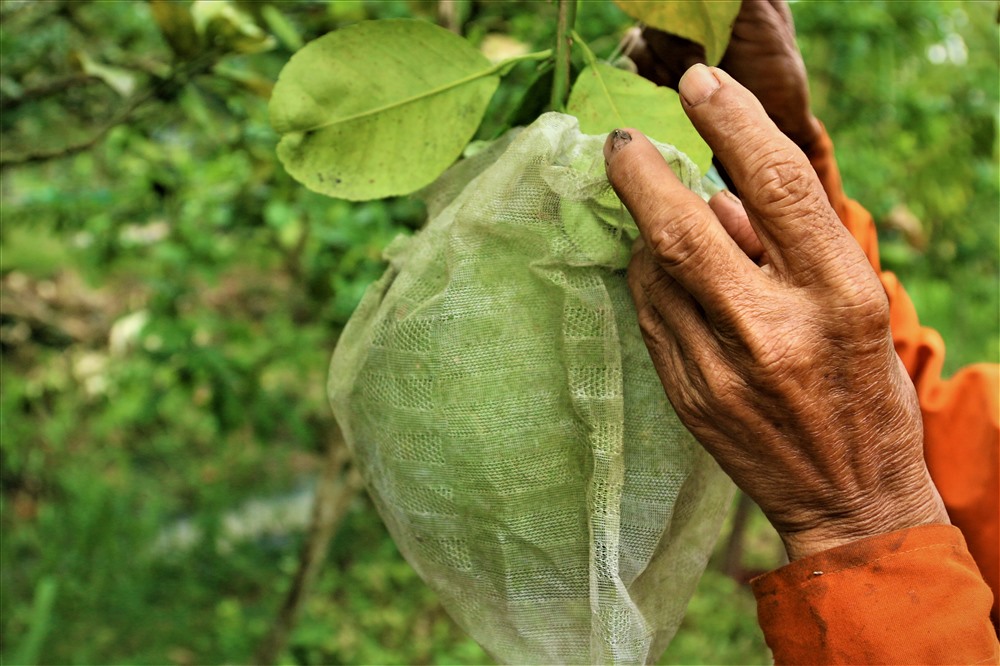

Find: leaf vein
286;50;550;135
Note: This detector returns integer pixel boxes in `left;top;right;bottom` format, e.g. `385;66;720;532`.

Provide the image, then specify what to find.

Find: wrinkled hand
604;65;949;561
630;0;822;153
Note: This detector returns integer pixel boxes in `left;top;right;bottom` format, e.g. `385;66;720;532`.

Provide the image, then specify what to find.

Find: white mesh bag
329;112;734;665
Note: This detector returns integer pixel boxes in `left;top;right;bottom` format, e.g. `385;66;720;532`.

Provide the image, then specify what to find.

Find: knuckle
749;329;809;379
733;291;891;388
868;294;891;329
672;380;709;421
673;352;736;422
702;364;744;408
747;150;820;215
824;264;892;330
647;210;712;272
651;350;710;424
712;270;894;397
638;259;669;295
733;307;817;381
635;304;665;342
626;253;647;293
850;282;891;328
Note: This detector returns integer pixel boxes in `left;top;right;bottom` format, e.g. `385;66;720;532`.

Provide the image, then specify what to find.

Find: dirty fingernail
679;64;720;106
604;128;632;162
722;189;742;205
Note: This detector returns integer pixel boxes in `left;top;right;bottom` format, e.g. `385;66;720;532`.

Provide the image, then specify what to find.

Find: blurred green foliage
797;0;1000;371
1;1;996;665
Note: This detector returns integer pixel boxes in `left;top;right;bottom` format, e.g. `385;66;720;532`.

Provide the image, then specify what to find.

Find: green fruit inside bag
329;113;734;665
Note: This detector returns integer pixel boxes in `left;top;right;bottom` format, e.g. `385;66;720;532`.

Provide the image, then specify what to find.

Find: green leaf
269;19;502;201
614;0;740;65
567;62;711;172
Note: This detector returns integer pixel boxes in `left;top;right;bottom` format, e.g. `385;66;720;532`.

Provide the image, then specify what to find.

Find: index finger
604;128;760;317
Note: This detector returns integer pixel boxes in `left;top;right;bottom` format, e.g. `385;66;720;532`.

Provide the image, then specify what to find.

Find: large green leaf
615;1;740;65
269;19;501;201
567;62;711;172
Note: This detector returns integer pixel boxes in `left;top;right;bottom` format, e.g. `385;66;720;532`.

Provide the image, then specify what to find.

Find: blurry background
2;1;996;664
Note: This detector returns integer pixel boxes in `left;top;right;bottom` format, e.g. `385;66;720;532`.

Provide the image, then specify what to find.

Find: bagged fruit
329;112;734;665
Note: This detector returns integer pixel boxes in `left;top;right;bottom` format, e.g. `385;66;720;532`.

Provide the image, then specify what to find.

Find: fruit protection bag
328;113;734;665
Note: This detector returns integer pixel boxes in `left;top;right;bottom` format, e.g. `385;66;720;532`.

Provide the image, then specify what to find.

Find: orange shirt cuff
751;524;998;665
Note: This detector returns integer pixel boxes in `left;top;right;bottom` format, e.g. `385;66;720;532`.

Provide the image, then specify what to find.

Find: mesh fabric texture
328;113;735;665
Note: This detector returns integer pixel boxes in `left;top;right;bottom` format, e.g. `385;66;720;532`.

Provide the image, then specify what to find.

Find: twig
571;29;600;70
0;53;217;168
254;440;364;665
0;74;99;112
550;0;578;111
0;95;145;168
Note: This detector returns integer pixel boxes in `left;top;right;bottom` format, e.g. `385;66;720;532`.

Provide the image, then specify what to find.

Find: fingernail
604;128;632;162
679;64;720;106
722;189;742;205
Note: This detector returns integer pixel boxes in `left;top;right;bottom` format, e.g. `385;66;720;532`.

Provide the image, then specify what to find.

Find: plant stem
495;48;553;75
571;29;598;69
550;0;578;111
255;442;363;666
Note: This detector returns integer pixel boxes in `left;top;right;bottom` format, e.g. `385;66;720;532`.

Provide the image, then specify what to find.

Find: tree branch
0;54;216;168
254;441;363;665
0;74;100;112
0;95;146;168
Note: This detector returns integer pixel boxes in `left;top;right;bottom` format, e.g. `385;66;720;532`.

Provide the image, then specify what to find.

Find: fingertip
602;128;708;248
709;190;765;261
676;63;831;268
708;189;743;217
678;63;721;107
602;128;669;194
678;65;765;124
606;131;761;314
603;127;641;166
603;128;671;209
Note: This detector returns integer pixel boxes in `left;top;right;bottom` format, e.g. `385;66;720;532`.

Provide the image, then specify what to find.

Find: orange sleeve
751;525;998;665
749;126;1000;663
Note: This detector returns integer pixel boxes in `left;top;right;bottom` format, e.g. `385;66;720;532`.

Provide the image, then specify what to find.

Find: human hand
630;0;822;153
604;65;949;561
